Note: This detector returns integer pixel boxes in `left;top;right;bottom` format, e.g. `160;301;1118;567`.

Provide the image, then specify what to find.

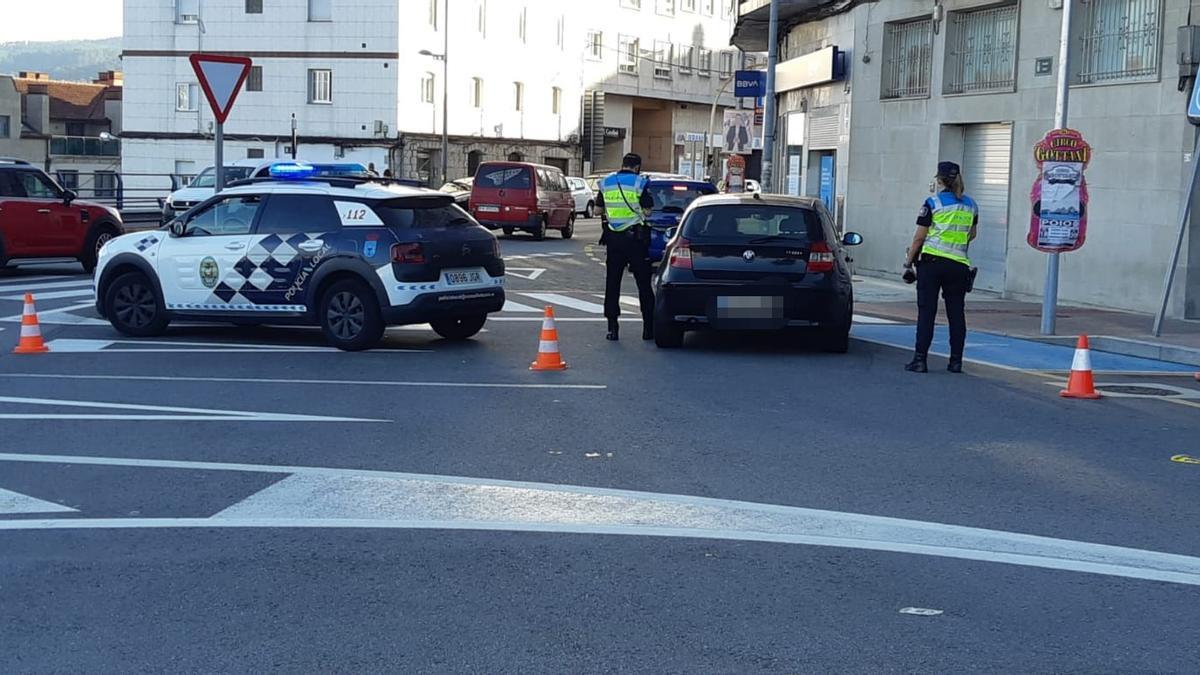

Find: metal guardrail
53;170;185;217
49;136;120;157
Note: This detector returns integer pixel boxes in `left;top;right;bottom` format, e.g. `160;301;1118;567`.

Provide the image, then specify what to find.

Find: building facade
121;0;582;192
0;71;122;200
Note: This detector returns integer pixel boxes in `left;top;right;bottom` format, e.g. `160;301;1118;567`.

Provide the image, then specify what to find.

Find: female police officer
902;161;978;374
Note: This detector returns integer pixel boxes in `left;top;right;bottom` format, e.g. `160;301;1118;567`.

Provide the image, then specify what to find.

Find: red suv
469;161;576;240
0;159;124;272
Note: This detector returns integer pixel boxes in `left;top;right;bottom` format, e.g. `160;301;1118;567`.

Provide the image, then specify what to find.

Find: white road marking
501;299;544;313
0;275;86;287
1;453;1198;587
0;397;385;422
0;301;95;323
502;252;573;261
41;338;430;353
0;288;92;301
899;607;944;616
505;267;546;280
852;315;899;325
0;487;77;515
519;293;606;314
0;279;93;292
0;373;607;390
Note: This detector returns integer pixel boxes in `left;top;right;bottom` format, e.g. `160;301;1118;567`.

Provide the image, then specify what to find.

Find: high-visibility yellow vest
600;171;648;232
922;192;977;266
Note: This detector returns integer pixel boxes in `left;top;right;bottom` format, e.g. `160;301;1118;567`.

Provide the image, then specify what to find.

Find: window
702;0;713;14
556;15;565;49
65;122;86;136
698;48;712;76
374;202;469;229
476;0;486;35
620;0;641;7
308;0;331;22
415;149;435;185
657;0;675;15
58;170;79;190
654;40;672;79
1075;0;1162;84
308;69;332;103
551;86;562;114
518;6;527;43
470;77;483;107
256;195;340;234
944;5;1018;94
17;171;61;199
721;0;734;19
428;0;438;28
245;0;262;13
94;171;116;198
421;73;435;103
176;83;199;111
719;51;734;77
478;165;531;188
682;0;696;11
684;204;823;243
176;0;199;23
0;115;9;138
882;17;934;99
507;152;524;161
619;36;639;74
247;148;265;159
247;66;263;92
513;81;524;111
676;44;694;73
184;195;262;236
587;31;603;60
467;150;484;176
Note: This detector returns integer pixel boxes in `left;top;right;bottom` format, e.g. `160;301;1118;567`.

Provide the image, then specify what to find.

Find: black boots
642;322;654;340
947;356;963;373
606;319;619;341
904;354;928;373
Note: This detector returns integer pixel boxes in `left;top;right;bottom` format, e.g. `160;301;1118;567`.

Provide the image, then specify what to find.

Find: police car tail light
808;241;834;273
668;238;693;269
391;242;425;264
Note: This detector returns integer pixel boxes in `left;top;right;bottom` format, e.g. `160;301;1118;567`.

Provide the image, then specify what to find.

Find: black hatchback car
652;193;862;351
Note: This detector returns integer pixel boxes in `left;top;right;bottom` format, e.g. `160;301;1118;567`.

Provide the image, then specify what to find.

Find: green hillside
0;37;121;82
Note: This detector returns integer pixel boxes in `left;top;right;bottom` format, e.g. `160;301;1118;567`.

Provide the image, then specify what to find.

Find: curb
1023;334;1200;369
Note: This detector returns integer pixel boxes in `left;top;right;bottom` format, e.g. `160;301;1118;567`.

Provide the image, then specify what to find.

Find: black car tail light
669;238;693;269
808;241;834;273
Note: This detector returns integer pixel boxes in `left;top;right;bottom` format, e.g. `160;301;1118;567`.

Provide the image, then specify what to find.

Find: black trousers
604;230;654;324
915;255;970;358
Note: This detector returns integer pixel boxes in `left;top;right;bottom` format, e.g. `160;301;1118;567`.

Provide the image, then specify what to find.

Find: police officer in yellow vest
596;153;656;341
903;161;978;373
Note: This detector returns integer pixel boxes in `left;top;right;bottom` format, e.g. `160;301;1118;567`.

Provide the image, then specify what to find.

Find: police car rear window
373;200;474;229
476;166;531;190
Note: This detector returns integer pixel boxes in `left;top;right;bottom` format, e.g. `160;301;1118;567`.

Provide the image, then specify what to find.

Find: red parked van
469;161;576;240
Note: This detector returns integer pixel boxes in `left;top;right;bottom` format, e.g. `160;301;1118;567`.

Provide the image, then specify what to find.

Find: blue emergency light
269;162;318;179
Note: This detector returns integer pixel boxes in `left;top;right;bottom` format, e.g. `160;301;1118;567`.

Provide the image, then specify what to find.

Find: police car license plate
477;205;500;213
444;270;483;286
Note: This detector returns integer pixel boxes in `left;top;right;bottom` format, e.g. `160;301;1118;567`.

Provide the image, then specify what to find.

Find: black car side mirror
168;220;186;237
62;189;77;206
665;227;678;240
842;232;864;246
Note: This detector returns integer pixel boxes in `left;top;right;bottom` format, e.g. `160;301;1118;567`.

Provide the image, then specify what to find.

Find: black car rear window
682;204;824;243
373;200;475;229
476;165;531;189
647;183;716;212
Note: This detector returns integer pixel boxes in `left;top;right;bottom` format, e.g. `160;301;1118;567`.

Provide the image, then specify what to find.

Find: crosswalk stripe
518;292;605;314
0;288;93;301
0;275;87;288
502;299;544;313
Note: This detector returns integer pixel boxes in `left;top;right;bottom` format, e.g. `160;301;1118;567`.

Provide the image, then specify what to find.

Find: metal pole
290;113;297;159
1152;132;1200;336
214;121;224;192
707;75;733;181
760;0;780;191
441;0;449;184
1040;0;1073;335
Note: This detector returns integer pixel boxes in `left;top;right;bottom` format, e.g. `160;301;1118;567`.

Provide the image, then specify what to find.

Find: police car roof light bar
268;162;318;180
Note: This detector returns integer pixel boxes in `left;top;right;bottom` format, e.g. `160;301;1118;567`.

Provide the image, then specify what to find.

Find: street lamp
418;2;450;186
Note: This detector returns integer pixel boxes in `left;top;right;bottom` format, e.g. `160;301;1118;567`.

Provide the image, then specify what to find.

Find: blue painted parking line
851;324;1197;374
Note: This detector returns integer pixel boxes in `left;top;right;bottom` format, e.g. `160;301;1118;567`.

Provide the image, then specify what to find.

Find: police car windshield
647;183;714;212
682;204;823;243
190;167;255;188
373;200;474;229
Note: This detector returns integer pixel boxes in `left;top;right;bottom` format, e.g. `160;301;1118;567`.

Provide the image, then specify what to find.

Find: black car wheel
561;214;575;239
430;313;487;341
106;272;169;337
319;280;384;351
653;305;684;348
532;216;547;241
820;300;852;353
81;225;118;273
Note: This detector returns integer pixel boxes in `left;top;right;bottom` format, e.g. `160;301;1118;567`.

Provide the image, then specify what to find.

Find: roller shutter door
961;124;1012;293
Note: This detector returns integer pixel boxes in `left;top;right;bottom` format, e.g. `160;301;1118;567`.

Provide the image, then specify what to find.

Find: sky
0;0;123;42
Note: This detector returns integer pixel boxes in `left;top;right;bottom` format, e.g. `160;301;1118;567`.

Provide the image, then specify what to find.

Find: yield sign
189;53;253;124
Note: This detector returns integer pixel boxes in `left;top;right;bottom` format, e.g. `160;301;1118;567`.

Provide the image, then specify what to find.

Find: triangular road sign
189;53;253;124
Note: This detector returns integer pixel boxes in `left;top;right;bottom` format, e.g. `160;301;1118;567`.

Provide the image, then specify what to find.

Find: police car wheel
106;272;169;337
430;313;487;341
319;280;384;351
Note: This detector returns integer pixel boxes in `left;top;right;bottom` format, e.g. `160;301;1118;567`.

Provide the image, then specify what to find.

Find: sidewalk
853;275;1200;368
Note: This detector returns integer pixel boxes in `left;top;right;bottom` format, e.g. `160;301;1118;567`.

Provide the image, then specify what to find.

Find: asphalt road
1;216;1198;673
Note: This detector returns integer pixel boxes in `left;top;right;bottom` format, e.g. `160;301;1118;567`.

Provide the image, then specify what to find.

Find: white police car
94;162;506;351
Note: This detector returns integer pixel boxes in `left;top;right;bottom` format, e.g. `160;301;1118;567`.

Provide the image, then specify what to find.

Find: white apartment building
121;0;583;190
581;0;747;175
736;0;1200;319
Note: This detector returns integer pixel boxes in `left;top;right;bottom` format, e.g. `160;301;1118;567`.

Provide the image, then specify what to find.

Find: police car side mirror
168;220;186;237
842;232;863;246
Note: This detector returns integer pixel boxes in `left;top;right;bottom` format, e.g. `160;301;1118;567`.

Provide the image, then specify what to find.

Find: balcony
49;135;120;157
732;0;835;52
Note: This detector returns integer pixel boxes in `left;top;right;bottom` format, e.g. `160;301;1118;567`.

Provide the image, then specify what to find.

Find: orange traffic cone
1060;335;1100;399
530;306;568;371
13;293;49;354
